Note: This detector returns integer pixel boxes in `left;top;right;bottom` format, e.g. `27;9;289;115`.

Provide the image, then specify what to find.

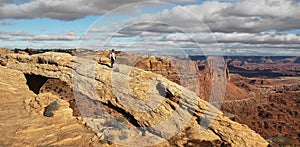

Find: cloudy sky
0;0;300;55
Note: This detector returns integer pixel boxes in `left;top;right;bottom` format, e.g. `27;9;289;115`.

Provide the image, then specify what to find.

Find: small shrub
44;101;60;117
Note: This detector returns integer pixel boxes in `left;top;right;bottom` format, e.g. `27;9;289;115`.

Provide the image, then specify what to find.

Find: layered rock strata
0;49;268;146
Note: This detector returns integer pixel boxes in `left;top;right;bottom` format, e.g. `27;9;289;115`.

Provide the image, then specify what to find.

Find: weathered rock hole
25;75;80;117
41;78;80;116
24;74;48;94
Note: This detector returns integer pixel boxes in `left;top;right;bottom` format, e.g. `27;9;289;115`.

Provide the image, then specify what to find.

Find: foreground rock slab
0;66;102;146
0;50;269;146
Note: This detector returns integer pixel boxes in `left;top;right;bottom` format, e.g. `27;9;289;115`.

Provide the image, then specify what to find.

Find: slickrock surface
114;52;249;102
0;49;269;146
0;66;102;146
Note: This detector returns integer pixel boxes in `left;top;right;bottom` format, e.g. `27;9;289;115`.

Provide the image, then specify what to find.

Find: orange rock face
117;53;248;102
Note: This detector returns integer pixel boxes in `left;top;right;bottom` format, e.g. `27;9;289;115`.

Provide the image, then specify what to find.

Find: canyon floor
224;75;300;147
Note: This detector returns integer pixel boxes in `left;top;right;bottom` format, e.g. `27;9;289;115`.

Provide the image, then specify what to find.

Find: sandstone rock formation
0;66;102;146
114;52;248;102
0;49;269;146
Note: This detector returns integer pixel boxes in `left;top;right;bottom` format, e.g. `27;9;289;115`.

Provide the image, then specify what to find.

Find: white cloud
222;0;300;20
165;32;300;44
0;30;80;41
1;0;300;55
28;34;80;41
122;0;300;33
0;35;11;40
0;0;196;20
0;30;33;37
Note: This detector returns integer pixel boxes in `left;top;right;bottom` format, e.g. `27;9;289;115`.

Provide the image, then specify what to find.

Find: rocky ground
113;52;300;146
0;48;269;146
178;54;300;147
225;75;300;147
0;66;102;146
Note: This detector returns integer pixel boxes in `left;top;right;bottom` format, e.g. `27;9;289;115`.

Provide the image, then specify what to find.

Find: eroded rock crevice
24;74;48;94
208;128;228;146
24;74;81;116
104;102;141;128
39;78;80;116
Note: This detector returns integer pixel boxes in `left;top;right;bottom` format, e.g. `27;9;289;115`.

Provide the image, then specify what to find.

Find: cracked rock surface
0;49;269;146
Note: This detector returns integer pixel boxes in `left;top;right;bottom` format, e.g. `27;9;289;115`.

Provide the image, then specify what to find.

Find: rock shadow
99;62;111;68
24;74;48;94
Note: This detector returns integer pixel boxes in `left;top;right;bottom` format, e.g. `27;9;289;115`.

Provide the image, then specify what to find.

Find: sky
0;0;300;55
